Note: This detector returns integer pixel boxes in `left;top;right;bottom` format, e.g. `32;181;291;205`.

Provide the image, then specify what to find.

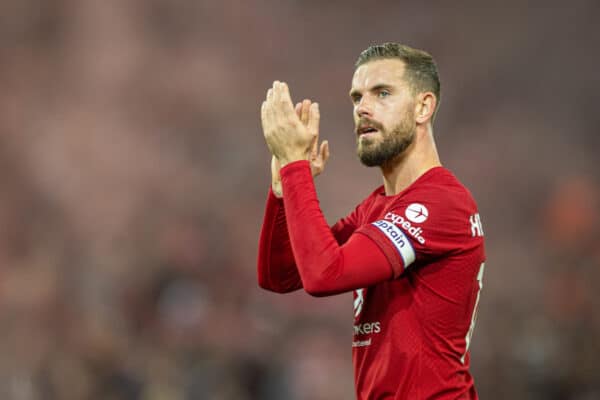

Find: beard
356;115;415;167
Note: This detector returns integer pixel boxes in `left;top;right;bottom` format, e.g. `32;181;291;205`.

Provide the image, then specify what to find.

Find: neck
380;126;441;195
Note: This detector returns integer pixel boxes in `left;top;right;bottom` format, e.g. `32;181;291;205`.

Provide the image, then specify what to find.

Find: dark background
0;0;599;399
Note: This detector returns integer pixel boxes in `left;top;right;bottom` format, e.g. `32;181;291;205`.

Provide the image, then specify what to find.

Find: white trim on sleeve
371;220;416;268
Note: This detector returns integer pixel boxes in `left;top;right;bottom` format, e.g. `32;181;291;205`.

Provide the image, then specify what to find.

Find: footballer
258;43;486;400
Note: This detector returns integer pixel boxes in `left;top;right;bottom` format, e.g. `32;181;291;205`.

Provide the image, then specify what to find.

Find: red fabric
258;160;486;400
257;188;302;293
343;167;484;400
257;161;393;296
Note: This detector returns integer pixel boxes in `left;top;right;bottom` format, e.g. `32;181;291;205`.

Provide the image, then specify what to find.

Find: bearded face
356;106;416;167
350;59;419;168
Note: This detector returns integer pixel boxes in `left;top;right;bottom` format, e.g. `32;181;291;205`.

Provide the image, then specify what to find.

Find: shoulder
385;167;483;243
400;167;478;215
383;168;484;255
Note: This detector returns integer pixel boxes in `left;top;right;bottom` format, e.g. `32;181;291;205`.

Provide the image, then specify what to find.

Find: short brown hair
356;43;441;118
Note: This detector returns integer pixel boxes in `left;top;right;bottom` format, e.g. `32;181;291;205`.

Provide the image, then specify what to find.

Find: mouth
357;126;379;137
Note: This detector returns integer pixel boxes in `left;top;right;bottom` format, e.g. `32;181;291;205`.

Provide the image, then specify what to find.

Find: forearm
257;188;303;293
280;161;392;296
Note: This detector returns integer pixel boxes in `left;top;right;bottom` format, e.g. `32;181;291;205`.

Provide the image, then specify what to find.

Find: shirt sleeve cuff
280;160;311;178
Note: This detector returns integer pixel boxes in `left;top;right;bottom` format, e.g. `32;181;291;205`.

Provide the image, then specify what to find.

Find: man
257;43;486;399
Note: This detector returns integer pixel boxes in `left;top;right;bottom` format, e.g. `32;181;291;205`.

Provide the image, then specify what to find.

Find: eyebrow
349;83;395;98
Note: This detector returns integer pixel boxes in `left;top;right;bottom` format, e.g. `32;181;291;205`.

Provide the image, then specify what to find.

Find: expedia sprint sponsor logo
384;212;426;244
372;220;416;266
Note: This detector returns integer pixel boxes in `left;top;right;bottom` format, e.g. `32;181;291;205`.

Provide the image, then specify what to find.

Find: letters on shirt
372;220;416;268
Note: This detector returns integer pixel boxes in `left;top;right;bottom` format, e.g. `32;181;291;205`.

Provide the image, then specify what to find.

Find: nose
356;96;373;118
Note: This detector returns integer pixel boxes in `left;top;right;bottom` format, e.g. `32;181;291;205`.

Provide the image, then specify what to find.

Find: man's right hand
271;99;330;198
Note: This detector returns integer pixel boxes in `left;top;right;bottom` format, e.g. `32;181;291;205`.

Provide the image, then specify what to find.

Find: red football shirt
257;161;485;400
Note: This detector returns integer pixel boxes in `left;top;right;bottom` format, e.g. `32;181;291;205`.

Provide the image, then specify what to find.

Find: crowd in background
0;1;599;399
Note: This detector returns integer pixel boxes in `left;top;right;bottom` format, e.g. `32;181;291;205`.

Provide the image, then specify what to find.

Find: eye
351;95;362;104
378;90;390;98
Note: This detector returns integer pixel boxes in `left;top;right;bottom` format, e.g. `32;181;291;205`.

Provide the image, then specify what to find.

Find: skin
261;58;441;196
269;99;329;197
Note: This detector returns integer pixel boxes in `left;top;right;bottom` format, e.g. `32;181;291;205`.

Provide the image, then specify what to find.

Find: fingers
301;99;311;125
271;81;280;102
267;81;311;122
262;88;274;131
271;81;295;115
311;141;329;163
261;99;274;137
309;139;330;177
263;81;319;161
310;135;318;159
307;102;320;139
266;88;273;112
295;99;312;127
279;82;294;109
320;140;330;165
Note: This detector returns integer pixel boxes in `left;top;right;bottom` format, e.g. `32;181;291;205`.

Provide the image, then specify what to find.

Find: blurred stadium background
0;0;599;399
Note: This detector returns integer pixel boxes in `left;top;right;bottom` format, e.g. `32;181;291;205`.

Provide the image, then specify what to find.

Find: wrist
279;153;308;169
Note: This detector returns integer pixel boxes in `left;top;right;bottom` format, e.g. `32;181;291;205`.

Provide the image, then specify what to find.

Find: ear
414;92;437;125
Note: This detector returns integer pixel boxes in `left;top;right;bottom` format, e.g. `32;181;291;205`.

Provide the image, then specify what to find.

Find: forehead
351;59;407;91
